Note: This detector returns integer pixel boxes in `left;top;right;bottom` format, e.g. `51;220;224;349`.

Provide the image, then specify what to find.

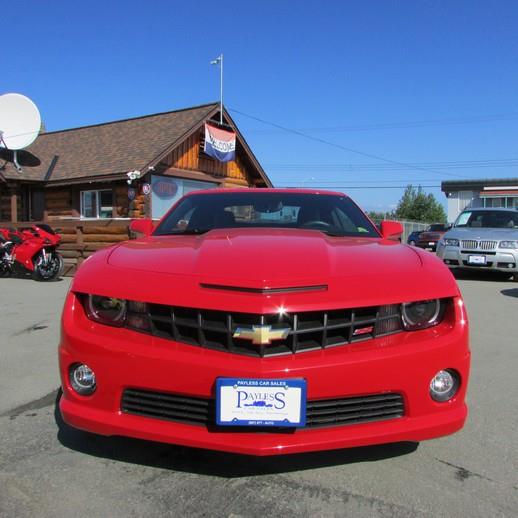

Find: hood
73;229;458;312
445;227;518;241
107;228;421;284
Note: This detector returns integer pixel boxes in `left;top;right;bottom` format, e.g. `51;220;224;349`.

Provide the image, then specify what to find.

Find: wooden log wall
167;131;251;183
45;189;75;220
4;219;132;276
0;189;23;222
0;190;11;221
44;185;134;220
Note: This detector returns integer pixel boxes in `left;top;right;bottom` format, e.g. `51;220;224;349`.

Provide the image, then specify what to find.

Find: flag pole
219;54;223;125
210;54;224;125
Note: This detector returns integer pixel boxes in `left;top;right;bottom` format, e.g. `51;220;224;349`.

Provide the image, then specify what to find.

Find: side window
333;207;367;233
80;189;113;219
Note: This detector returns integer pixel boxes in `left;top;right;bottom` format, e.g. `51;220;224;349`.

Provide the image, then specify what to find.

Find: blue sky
3;1;518;212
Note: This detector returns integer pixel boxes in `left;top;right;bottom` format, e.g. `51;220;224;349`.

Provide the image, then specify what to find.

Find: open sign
152;178;178;199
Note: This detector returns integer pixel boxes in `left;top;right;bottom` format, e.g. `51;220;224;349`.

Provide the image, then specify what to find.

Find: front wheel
33;250;64;281
0;260;11;277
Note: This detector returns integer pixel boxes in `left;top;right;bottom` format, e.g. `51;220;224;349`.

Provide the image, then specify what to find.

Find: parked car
415;223;450;251
436;207;518;281
59;189;470;456
407;229;423;246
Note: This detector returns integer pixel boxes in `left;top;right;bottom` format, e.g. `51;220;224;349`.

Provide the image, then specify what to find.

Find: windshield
153;192;379;237
428;224;446;231
454;210;518;229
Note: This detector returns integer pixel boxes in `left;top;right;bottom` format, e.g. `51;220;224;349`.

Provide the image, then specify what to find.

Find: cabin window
80;189;113;218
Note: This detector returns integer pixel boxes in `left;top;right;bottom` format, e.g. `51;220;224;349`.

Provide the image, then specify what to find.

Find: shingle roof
1;102;224;182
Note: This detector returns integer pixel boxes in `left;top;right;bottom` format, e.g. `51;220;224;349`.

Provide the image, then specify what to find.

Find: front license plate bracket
216;378;307;427
468;255;487;265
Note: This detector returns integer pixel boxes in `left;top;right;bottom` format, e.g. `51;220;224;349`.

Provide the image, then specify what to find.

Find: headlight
84;295;151;330
499;241;518;249
401;299;443;330
443;238;459;247
86;295;127;326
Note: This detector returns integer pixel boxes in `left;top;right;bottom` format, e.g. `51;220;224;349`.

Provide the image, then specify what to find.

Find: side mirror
380;220;403;241
129;218;154;236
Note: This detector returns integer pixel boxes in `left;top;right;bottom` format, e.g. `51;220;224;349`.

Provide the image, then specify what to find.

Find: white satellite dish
0;93;41;150
0;93;41;172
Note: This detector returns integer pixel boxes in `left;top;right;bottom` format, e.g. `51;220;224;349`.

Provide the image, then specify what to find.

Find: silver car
436;207;518;281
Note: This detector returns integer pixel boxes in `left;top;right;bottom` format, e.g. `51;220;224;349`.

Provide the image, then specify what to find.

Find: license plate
216;378;306;427
468;255;486;265
428;242;435;246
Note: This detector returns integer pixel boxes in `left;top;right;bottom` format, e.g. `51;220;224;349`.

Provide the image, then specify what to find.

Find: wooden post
76;224;84;269
10;189;18;223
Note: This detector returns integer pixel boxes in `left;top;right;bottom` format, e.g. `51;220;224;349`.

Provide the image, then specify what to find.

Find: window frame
80;189;114;219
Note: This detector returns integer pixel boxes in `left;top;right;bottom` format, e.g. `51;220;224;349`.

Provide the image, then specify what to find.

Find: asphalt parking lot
0;272;517;518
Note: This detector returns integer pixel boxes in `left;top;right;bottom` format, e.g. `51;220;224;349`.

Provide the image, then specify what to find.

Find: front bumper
436;244;518;273
416;241;438;251
59;294;470;456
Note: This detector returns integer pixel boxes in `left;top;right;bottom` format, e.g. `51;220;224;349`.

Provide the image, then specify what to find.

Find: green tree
367;210;395;222
394;185;446;223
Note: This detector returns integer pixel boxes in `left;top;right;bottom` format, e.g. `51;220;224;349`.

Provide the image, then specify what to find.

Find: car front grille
461;240;497;250
461;240;478;250
479;240;497;250
121;388;405;429
147;303;403;357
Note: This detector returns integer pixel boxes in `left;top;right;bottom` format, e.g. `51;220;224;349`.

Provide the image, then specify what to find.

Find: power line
230;107;472;179
273;179;445;184
276;185;441;190
264;157;518;172
246;112;518;134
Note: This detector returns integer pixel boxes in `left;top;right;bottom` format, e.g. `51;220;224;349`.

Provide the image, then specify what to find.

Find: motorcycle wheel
33;251;64;281
0;262;11;277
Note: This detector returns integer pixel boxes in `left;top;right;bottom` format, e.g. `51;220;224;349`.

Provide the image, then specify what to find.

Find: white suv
436;207;518;281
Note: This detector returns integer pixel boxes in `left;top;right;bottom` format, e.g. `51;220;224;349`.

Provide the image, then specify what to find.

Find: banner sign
204;123;236;162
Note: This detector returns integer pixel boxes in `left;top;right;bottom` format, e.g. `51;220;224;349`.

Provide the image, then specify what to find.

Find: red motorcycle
0;224;64;281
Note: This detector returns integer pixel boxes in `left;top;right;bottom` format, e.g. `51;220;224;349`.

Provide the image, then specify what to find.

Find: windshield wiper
315;229;347;237
159;228;212;236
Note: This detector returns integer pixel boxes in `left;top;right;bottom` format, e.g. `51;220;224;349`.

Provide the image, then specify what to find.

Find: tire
0;262;11;277
409;240;416;246
33;250;64;281
511;273;518;283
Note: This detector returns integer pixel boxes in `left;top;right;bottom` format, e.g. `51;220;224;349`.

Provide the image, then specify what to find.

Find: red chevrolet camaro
59;189;470;456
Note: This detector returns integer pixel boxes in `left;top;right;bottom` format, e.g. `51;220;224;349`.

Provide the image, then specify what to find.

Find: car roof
461;207;518;212
182;188;348;197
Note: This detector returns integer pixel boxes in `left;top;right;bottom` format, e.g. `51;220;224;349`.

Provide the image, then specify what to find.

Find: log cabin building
0;102;271;274
0;102;271;223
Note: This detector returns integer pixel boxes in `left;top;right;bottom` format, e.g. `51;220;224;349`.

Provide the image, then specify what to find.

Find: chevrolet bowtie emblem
233;325;291;345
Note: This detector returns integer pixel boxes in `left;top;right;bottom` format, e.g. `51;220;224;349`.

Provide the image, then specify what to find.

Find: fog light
430;369;459;402
69;363;96;395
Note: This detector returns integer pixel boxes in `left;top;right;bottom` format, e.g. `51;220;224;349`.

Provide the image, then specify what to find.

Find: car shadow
501;288;518;298
53;391;418;477
3;271;64;282
452;270;512;282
